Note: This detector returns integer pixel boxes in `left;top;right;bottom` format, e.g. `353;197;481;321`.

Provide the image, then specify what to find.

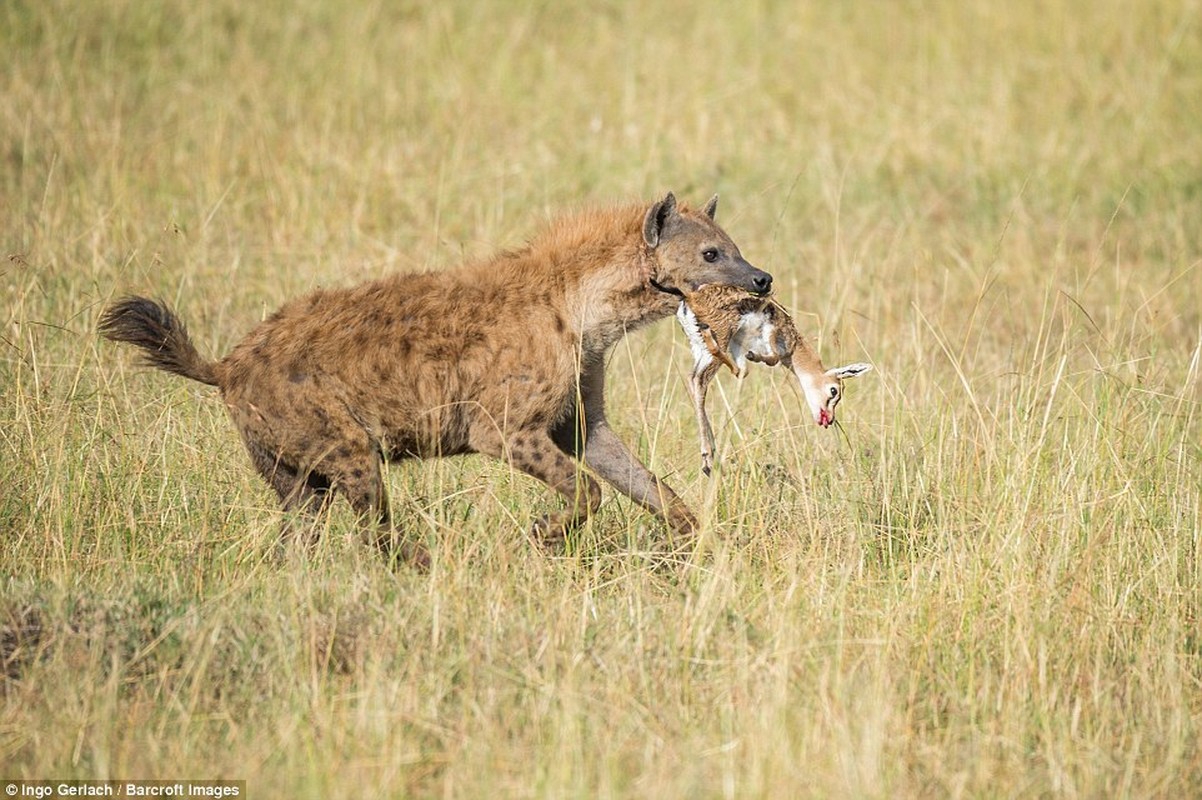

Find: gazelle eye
828;386;839;399
702;248;719;263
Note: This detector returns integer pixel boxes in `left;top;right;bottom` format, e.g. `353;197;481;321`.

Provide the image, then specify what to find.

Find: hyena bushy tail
99;296;219;387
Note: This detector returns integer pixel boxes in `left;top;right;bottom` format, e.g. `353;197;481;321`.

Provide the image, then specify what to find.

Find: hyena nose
751;271;773;295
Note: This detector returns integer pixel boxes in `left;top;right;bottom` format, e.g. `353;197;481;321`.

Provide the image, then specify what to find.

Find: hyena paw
530;515;569;548
669;507;700;541
372;531;432;571
400;540;432;571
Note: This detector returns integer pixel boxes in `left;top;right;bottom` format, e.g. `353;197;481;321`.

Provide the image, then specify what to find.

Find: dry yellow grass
3;0;1201;797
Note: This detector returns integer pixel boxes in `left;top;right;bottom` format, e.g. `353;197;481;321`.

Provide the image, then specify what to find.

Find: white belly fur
676;302;716;371
728;311;774;373
677;304;779;376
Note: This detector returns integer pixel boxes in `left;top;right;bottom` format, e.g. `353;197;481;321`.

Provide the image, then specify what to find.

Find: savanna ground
3;1;1201;797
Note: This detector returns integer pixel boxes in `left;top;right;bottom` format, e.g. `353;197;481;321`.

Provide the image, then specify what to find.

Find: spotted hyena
100;193;772;565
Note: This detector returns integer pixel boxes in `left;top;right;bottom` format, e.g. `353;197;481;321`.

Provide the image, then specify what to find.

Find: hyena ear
825;362;873;379
643;191;678;248
702;194;718;220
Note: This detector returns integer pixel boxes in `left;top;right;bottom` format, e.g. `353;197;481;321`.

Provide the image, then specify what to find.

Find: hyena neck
577;274;676;357
566;228;676;348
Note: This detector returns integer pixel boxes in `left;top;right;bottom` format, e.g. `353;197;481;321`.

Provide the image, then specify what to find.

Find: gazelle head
795;362;873;427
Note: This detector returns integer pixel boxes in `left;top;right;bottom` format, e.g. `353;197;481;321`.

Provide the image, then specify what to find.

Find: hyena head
642;192;773;297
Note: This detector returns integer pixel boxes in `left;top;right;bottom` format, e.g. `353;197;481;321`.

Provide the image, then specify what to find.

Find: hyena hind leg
242;435;429;569
243;439;334;549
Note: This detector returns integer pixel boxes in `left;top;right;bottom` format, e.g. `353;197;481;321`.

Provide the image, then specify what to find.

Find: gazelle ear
825;362;873;379
643;192;678;248
702;194;718;220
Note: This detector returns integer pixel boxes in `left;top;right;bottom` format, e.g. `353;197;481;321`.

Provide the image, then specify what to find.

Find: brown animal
675;283;871;475
100;193;773;565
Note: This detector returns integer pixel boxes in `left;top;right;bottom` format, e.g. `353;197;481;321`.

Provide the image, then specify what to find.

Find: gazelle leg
700;327;740;376
689;362;721;476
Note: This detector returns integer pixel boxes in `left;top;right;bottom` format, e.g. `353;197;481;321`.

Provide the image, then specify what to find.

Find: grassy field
3;0;1201;796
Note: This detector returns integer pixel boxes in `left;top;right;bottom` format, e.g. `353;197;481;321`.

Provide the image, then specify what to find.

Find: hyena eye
702;248;719;263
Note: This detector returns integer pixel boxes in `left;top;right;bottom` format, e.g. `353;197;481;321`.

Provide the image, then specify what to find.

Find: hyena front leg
572;364;699;541
471;426;602;546
580;425;698;538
